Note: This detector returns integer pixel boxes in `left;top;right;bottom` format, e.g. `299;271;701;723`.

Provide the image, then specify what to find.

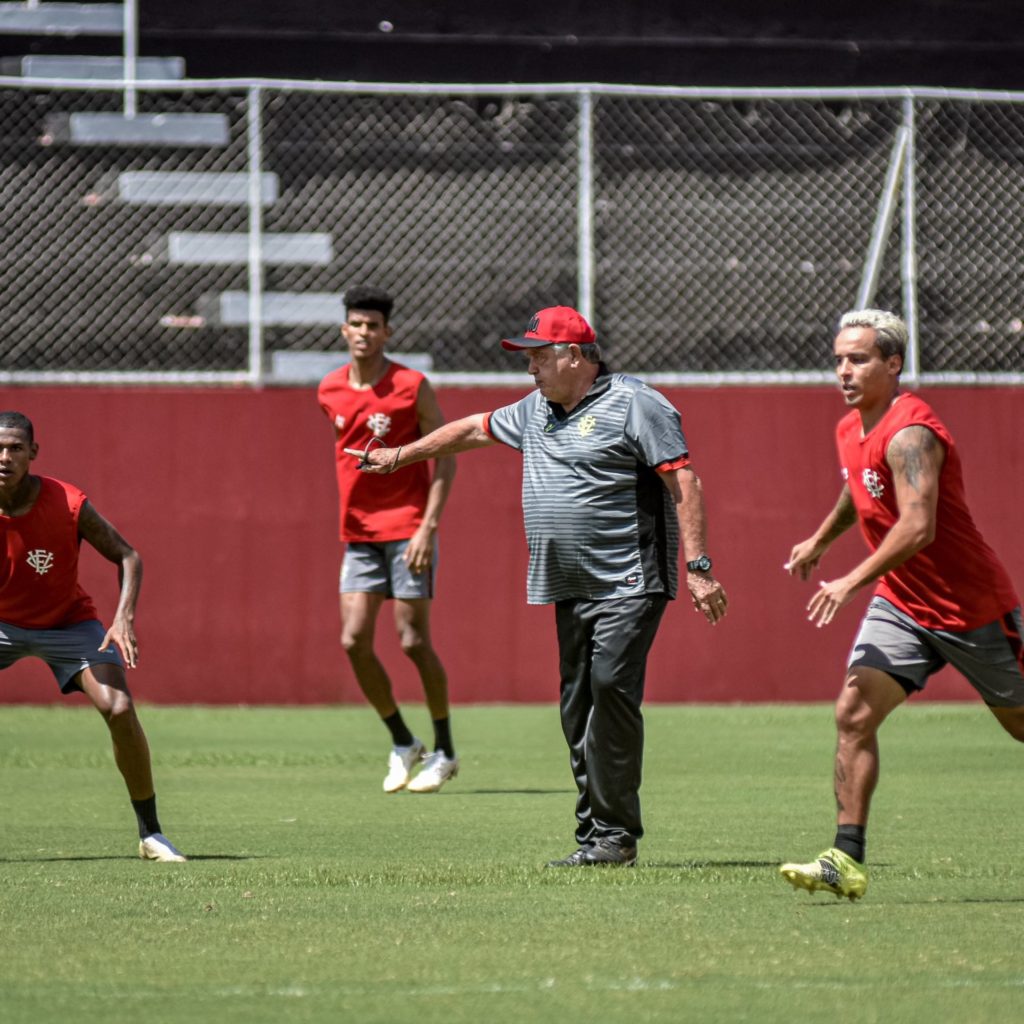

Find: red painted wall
1;386;1020;705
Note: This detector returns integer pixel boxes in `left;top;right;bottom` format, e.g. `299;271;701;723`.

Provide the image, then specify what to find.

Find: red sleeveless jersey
0;476;99;629
317;361;433;542
836;392;1018;630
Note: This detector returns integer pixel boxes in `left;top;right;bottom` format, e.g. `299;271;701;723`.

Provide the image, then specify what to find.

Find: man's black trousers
554;593;668;848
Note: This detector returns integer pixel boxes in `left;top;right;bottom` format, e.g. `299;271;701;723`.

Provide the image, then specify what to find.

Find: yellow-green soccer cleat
779;847;868;901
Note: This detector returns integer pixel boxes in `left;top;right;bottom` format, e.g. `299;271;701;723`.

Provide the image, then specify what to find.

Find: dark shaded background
3;2;1024;88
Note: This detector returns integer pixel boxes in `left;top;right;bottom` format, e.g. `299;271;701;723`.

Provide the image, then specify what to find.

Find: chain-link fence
0;79;1022;384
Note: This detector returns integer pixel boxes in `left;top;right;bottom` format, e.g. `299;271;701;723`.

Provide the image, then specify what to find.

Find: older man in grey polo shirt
346;306;728;867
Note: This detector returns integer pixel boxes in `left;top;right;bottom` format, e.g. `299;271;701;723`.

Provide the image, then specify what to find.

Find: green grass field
1;703;1022;1023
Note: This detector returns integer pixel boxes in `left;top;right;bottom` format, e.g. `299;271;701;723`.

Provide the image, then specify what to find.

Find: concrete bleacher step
2;54;184;79
269;350;434;383
45;111;229;147
198;291;343;327
0;2;124;35
118;170;279;206
168;232;333;266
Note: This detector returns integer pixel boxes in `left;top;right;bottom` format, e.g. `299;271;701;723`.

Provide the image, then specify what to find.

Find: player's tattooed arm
819;485;858;544
879;423;944;555
784;483;856;580
886;424;945;494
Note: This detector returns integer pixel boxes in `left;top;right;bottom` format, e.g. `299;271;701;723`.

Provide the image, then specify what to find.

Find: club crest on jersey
366;412;392;438
577;414;597;438
334;414;346;430
26;549;54;575
862;468;885;499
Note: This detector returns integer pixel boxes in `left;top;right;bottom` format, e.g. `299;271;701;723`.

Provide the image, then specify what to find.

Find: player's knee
398;630;428;659
340;629;373;659
96;688;135;725
834;693;875;740
835;668;899;739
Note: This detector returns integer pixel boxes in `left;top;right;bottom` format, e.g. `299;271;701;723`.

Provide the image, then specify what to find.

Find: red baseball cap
501;306;596;350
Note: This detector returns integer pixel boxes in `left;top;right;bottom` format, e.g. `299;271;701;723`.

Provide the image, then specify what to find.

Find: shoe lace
818;858;841;886
420;752;451;776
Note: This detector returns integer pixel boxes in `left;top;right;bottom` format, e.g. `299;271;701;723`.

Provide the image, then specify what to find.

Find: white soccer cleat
138;833;187;862
406;750;459;793
383;738;426;793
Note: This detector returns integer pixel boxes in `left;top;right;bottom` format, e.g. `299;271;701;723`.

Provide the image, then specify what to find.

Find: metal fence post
901;94;920;383
122;0;137;119
247;85;265;385
577;88;595;323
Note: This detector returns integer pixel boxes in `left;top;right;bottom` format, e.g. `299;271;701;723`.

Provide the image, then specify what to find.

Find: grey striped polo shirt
488;371;689;604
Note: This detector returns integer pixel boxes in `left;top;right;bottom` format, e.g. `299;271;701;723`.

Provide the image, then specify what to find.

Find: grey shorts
0;618;125;693
340;539;436;600
849;597;1024;708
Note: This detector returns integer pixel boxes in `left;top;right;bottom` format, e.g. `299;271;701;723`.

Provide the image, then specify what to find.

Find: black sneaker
546;839;638;868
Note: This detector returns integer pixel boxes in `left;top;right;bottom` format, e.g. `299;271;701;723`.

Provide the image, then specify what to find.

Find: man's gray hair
552;342;602;364
839;309;908;362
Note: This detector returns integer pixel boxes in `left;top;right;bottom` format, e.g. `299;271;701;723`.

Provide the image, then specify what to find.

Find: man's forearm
813;485;858;549
676;469;709;561
113;552;142;623
396;414;494;469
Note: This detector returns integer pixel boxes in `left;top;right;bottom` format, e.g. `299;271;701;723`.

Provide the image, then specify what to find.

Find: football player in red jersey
0;411;185;861
779;310;1023;900
318;287;458;793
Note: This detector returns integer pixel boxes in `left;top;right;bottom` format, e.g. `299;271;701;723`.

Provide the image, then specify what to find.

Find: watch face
689;555;712;572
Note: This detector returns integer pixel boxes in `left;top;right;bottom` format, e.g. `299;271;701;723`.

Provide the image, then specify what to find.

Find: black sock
432;716;454;759
383;710;415;747
834;824;866;864
132;795;162;839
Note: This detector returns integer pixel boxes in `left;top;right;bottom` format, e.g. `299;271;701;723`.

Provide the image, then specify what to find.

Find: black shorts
0;618;124;693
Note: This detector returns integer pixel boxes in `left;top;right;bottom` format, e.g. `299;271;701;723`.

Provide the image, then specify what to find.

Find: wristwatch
686;554;713;573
